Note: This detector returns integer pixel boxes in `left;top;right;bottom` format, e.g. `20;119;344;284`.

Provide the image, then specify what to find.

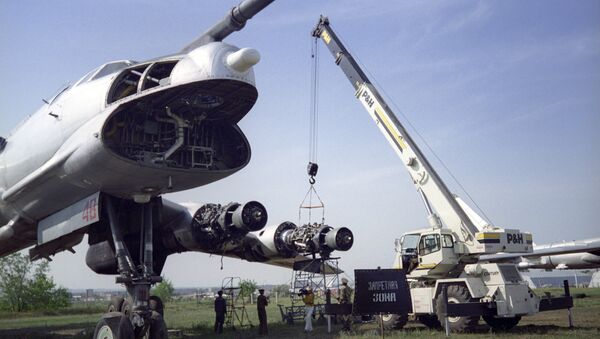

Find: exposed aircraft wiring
210;252;225;270
350;48;495;226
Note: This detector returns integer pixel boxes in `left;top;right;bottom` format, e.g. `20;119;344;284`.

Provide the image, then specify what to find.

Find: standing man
214;290;227;334
302;286;315;333
338;278;353;331
257;288;269;335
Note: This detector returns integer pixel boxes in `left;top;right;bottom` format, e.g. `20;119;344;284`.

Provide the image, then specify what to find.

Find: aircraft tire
482;315;521;331
435;284;479;333
105;297;131;318
106;297;124;313
379;313;408;330
93;312;134;339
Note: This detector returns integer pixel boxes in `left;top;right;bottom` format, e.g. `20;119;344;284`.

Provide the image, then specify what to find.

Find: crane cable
299;37;324;224
309;36;320;170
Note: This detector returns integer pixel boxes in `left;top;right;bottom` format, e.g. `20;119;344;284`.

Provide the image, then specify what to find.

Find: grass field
0;288;599;338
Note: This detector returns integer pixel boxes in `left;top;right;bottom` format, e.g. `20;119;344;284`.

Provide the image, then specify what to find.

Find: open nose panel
102;79;256;171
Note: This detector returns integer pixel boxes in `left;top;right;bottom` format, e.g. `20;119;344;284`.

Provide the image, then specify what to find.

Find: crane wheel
435;284;479;333
483;315;521;331
379;313;408;330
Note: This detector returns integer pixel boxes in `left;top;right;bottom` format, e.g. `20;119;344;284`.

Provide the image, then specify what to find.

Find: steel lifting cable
309;36;320;167
299;37;324;224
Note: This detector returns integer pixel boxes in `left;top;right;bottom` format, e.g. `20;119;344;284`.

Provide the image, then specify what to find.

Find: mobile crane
312;16;572;332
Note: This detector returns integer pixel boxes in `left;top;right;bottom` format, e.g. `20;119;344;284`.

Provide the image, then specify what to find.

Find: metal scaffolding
221;277;253;329
278;258;341;324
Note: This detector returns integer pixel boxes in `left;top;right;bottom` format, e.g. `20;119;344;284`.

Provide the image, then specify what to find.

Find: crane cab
394;229;461;279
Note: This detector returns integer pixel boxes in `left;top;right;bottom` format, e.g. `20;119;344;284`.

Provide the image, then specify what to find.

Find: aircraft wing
481;239;600;262
0;218;37;257
160;199;344;274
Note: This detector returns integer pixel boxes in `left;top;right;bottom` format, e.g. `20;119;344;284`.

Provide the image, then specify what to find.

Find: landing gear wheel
435;285;479;333
149;296;165;316
147;311;168;339
379;313;408;330
483;315;521;331
107;297;124;313
418;314;442;329
106;297;132;319
120;298;132;318
93;312;134;339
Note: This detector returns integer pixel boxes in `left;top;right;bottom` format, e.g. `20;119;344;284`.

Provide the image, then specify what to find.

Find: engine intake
324;226;354;251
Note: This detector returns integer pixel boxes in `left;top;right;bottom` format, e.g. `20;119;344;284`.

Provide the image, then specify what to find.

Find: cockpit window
75;70;96;86
74;61;136;87
91;61;135;81
107;60;178;104
47;84;71;105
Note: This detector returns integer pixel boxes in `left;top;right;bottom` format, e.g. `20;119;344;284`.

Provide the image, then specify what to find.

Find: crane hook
307;162;318;185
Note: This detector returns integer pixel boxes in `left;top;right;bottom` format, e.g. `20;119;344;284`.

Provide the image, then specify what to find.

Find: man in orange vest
302;286;315;332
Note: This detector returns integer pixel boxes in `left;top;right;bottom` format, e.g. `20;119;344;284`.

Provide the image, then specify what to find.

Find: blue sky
1;0;599;289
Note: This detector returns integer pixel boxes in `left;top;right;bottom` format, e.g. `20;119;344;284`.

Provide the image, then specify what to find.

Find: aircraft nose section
226;48;260;72
170;42;259;87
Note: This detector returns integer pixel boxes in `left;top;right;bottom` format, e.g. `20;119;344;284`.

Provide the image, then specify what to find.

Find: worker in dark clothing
214;290;227;334
338;278;353;331
257;288;269;335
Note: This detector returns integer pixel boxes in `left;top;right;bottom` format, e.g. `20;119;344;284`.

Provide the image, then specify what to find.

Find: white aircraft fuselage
0;2;358;336
0;0;347;281
482;237;600;271
0;42;260;255
518;238;600;270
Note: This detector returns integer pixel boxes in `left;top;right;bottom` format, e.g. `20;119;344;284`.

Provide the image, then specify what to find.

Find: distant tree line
0;253;71;312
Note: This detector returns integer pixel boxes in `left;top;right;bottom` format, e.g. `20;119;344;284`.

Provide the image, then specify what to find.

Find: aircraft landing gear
94;312;134;339
93;196;168;339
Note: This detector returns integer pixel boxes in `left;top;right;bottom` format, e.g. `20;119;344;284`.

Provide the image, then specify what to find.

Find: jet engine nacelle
172;201;268;253
242;221;354;261
323;226;354;252
86;199;268;275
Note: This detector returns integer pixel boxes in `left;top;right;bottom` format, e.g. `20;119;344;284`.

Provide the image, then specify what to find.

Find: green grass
0;288;599;338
